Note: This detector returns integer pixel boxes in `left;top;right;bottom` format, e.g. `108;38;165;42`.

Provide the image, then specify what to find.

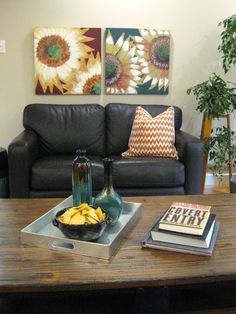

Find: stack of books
142;202;220;256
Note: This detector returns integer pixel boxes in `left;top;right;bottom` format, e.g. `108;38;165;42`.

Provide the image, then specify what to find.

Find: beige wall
0;0;236;149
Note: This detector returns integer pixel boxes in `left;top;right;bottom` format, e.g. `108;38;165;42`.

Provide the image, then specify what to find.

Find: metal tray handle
52;241;75;250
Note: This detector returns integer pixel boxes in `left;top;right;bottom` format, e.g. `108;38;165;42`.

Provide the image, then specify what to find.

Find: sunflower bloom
105;31;141;94
135;29;170;91
71;52;101;95
34;27;94;94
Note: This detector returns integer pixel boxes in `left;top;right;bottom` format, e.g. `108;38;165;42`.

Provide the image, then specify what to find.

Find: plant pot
230;176;236;193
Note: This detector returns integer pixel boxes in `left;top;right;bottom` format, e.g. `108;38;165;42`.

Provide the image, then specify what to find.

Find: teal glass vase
72;149;92;206
93;158;123;224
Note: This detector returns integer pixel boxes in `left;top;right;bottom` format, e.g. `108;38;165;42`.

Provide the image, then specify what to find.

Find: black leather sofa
8;103;204;198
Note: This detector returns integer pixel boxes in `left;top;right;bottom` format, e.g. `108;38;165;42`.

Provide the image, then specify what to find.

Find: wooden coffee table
1;194;236;314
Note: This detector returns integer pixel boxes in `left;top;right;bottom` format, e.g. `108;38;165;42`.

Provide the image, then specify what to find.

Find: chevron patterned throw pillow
122;106;178;159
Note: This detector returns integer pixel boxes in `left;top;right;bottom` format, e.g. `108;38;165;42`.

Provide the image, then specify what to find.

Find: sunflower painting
105;28;170;95
34;27;101;95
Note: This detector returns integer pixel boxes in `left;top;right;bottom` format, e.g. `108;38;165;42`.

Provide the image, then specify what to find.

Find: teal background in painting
106;28;140;41
137;83;169;95
105;28;169;95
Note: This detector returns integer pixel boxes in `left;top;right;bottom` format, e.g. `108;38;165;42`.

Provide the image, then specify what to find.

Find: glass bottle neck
76;148;86;157
103;160;114;192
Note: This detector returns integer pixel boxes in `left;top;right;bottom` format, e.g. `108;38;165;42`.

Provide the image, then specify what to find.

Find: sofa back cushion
23;104;105;156
106;103;182;155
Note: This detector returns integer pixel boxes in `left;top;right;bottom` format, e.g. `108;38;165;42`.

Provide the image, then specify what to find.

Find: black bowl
52;207;112;241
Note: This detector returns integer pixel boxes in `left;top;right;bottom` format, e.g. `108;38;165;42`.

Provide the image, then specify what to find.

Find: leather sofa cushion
106;103;182;155
31;155;104;190
31;155;184;191
24;104;105;156
112;156;185;188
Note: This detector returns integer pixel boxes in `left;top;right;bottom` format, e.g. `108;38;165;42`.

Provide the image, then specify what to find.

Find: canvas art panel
34;27;101;95
105;28;170;95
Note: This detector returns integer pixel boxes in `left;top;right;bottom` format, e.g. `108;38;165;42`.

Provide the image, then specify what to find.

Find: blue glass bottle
93;158;123;224
72;149;92;206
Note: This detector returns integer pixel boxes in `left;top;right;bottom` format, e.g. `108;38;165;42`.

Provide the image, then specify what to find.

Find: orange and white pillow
122;106;178;159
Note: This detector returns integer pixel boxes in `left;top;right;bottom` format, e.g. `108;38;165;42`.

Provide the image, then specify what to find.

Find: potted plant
218;14;236;191
187;14;236;190
187;73;236;186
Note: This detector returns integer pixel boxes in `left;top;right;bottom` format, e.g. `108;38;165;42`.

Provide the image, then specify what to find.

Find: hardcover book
151;213;216;248
142;220;220;256
159;202;211;235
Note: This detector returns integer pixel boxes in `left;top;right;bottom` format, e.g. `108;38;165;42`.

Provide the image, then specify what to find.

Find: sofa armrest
8;130;39;198
175;130;204;195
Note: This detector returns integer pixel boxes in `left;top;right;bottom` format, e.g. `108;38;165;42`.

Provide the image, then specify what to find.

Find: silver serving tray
21;196;142;259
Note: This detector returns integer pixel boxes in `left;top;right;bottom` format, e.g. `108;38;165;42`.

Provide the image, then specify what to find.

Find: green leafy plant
205;126;236;180
218;14;236;73
187;74;236;181
187;14;236;183
187;73;236;119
